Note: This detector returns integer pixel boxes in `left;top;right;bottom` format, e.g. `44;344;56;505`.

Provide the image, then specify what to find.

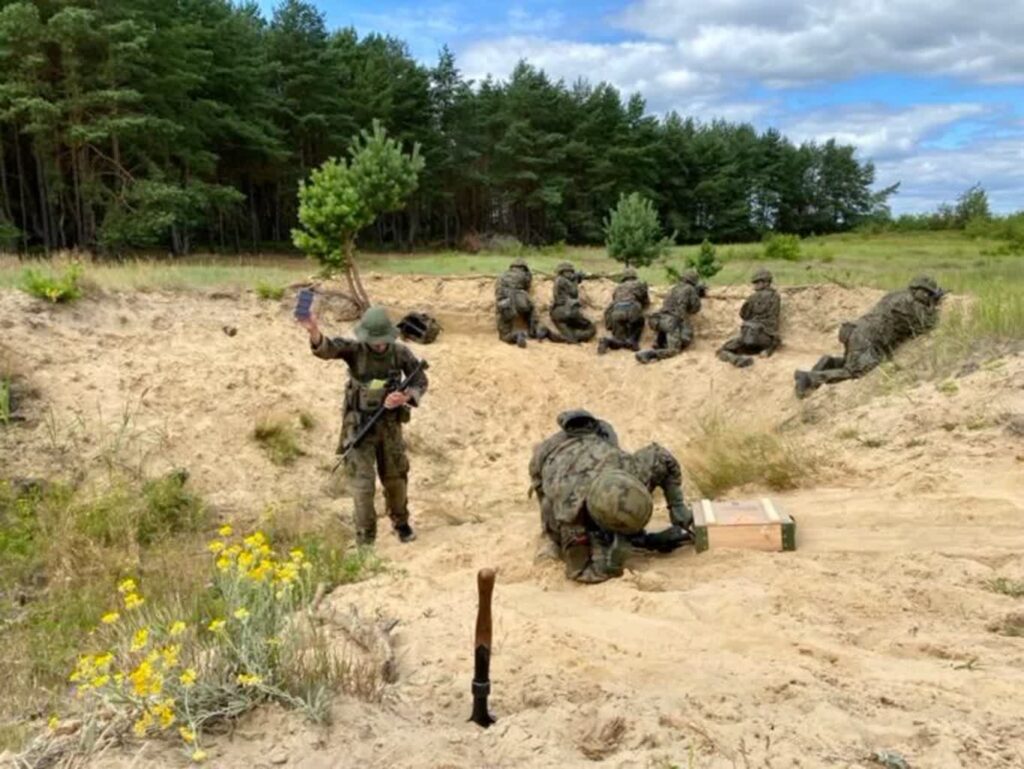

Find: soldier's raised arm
299;312;359;364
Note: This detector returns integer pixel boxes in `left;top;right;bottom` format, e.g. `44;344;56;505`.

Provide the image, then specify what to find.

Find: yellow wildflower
69;654;95;683
218;524;233;537
145;650;161;666
161;644;181;668
48;716;59;731
101;611;120;624
237;551;254;568
233;607;250;621
289;548;305;563
191;748;207;763
169;621;187;637
90;674;111;688
152;701;176;730
243;531;266;549
208;619;226;634
236;673;263;687
124;593;145;611
215;556;231;572
133;710;153;737
95;652;114;670
117;578;137;594
179;726;196;744
207;540;225;554
225;544;242;558
149;671;164;696
130;628;150;652
130;661;153;696
179;668;197;688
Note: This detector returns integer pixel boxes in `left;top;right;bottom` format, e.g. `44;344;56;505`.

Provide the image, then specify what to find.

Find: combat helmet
682;269;700;285
354;305;399;345
909;275;940;294
586;469;653;534
510;257;530;271
555;261;576;275
557;409;599;435
752;268;773;285
620;267;637;282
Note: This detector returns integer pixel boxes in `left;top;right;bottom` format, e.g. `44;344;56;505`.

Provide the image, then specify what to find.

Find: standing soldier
717;269;782;368
636;269;703;364
495;258;547;347
794;275;944;398
597;267;650;354
549;261;596;343
298;306;428;545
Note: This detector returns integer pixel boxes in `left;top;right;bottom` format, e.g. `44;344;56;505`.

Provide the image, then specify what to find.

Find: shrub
20;263;84;303
604;192;674;268
253;417;304;466
762;233;802;261
685;238;723;280
986;577;1024;598
255;282;285;301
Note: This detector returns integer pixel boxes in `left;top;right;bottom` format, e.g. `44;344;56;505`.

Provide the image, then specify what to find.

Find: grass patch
298;411;316;431
253;416;305;466
986;577;1024;598
683;414;812;498
19;263;84;303
255;281;286;300
988;613;1024;637
0;377;10;425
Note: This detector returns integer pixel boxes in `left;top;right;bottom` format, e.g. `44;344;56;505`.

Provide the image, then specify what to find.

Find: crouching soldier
299;306;428;545
495;258;551;347
717;268;782;368
549;261;597;343
598;268;650;354
529;410;693;582
636;269;703;364
794;275;944;398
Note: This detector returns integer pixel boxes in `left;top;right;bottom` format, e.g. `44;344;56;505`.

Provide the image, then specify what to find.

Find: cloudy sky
259;0;1024;214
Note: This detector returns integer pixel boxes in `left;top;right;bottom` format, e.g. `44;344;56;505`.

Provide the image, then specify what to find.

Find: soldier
530;411;693;583
597;267;650;354
717;268;782;368
549;261;596;343
298;306;428;545
495;258;548;347
794;275;944;398
636;269;703;364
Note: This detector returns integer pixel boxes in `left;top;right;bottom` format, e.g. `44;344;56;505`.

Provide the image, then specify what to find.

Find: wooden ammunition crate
693;498;796;553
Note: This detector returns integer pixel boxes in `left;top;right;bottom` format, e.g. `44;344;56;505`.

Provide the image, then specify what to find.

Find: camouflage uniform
598;268;651;354
312;308;429;544
495;258;547;347
549;262;596;343
794;276;943;398
717;269;782;368
529;412;691;583
636;270;702;364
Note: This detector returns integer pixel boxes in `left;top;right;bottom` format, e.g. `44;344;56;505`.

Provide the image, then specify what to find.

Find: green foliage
253;416;305;465
0;379;10;425
255;281;286;300
955;184;990;225
0;220;21;251
686;238;723;280
986;578;1024;598
604;192;674;268
19;264;83;303
292;120;424;271
763;233;802;261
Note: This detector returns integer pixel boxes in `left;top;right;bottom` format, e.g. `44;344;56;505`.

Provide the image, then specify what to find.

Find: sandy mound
2;276;1023;769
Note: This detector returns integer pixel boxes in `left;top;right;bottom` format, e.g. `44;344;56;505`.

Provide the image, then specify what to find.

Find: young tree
603;191;673;268
292;120;423;308
955;183;990;226
687;238;722;280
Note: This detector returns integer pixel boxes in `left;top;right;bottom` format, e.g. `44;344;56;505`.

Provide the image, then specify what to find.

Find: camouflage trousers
717;322;777;367
559;523;629;584
342;415;410;544
601;301;645;350
496;304;544;345
803;328;883;390
638;313;692;362
550;303;596;343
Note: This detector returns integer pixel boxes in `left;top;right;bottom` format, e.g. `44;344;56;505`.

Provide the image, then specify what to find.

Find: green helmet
752;269;773;285
909;275;939;294
682;269;700;285
510;257;529;271
555;261;575;275
557;409;599;435
586;469;653;534
354;306;399;345
620;267;637;282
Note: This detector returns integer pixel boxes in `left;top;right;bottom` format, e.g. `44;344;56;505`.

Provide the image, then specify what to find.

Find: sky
258;0;1024;214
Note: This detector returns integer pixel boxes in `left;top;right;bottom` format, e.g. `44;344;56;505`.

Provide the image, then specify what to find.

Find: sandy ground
2;274;1024;769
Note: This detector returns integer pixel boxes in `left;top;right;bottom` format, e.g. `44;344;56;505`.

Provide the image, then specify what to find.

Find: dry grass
253;415;305;466
682;413;813;498
986;577;1024;598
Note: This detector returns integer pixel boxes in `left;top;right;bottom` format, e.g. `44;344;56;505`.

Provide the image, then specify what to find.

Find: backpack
397;312;442;344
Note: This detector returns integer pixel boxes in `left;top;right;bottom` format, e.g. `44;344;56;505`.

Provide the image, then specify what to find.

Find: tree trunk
13;130;29;252
33;146;51;254
0;130;13;223
343;239;370;311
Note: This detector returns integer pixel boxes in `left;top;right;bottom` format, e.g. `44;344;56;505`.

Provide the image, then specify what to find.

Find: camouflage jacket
630;442;691;527
552;274;580;309
739;286;781;336
611;279;650;308
662;281;702;319
529;417;619;499
856;289;939;351
495;269;532;300
312;337;428;415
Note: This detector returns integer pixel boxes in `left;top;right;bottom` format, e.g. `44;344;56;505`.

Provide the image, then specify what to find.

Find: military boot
794;370;814;399
635;350;658;364
394;523;416;543
597;338;610;355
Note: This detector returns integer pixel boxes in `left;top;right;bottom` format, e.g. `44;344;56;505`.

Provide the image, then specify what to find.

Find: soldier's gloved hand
643;525;691;553
668;501;694;530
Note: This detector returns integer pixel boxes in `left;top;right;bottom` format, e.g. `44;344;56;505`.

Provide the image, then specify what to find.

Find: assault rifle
334;359;429;468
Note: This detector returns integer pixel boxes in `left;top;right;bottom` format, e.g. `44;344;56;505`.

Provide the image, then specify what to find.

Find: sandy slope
1;275;1023;769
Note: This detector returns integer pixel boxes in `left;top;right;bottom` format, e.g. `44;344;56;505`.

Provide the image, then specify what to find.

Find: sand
1;274;1023;769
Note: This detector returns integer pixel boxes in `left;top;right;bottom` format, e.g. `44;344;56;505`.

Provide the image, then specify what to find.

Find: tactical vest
345;345;402;414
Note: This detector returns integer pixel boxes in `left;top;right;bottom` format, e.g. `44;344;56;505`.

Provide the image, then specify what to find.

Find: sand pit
2;274;1023;769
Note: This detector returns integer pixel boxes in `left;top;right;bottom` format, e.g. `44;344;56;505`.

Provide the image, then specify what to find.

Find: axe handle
475;568;495;648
